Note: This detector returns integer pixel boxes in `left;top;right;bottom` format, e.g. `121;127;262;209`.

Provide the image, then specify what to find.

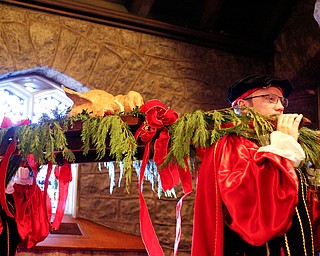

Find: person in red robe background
191;74;316;255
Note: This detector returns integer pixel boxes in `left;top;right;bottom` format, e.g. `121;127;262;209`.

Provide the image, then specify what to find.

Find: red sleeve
216;135;299;246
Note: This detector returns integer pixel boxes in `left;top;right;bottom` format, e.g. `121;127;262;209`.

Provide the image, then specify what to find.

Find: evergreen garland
165;107;320;177
13;121;75;165
1;106;320;188
298;127;320;169
109;116;137;187
81;115;138;187
0;112;138;180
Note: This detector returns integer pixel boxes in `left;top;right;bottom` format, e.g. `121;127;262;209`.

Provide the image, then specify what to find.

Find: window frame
1;74;77;216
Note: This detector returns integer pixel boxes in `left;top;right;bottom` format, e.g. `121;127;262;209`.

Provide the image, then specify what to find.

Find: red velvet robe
192;134;300;255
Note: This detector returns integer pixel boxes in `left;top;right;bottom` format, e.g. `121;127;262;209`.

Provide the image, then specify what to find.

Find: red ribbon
0;138;17;218
52;162;72;230
0;117;31;216
0;117;31;235
135;99;193;256
136;100;182;191
1;116;13;128
1;116;30;128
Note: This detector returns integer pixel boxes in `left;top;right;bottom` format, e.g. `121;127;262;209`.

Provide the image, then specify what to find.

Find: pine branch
165;107;277;169
52;122;75;162
92;116;112;159
299;127;320;169
81;117;100;155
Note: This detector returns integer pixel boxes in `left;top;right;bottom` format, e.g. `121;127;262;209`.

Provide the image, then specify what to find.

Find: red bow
135;100;192;256
135;99;181;191
1;116;30;129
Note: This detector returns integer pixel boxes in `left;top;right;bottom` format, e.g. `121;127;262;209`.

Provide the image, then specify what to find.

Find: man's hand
276;114;303;141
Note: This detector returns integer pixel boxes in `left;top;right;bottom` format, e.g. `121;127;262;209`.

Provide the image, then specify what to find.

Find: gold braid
284;234;291;256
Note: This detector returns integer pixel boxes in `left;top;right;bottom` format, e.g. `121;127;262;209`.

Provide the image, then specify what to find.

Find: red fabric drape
0;139;17;236
12;160;52;249
13;182;51;248
0;117;30;237
52;162;72;230
192;144;224;256
192;134;299;255
138;142;164;255
0;140;17;218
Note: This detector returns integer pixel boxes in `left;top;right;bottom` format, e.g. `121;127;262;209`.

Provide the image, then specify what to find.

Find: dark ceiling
126;0;296;46
4;0;298;57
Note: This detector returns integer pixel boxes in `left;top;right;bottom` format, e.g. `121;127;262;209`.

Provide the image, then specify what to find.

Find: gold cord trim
295;207;308;256
284;233;291;256
6;220;9;256
213;142;219;254
297;168;315;255
266;242;270;256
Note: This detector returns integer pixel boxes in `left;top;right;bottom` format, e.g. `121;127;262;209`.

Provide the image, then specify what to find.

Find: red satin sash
192;134;300;255
0;117;30;237
52;162;72;230
0;139;17;219
192;144;224;256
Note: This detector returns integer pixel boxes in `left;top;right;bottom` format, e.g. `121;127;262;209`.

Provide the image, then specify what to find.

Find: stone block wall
77;162;195;255
0;4;272;114
274;0;320;80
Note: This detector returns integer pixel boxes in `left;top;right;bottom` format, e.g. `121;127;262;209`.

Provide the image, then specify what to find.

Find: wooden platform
56;115;145;163
17;216;147;255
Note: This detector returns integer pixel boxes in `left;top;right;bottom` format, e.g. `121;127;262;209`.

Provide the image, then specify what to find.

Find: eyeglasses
243;94;289;107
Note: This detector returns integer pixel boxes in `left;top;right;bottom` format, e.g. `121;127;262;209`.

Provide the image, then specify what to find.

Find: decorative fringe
98;160;173;197
106;162;116;194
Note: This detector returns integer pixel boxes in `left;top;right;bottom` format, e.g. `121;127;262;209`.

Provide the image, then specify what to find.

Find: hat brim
227;74;293;103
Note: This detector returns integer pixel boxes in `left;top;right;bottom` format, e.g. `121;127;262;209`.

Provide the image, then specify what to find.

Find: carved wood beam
196;0;225;30
129;0;155;17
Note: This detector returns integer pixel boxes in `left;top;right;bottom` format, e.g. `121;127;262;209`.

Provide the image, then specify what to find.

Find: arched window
0;74;77;216
0;75;73;123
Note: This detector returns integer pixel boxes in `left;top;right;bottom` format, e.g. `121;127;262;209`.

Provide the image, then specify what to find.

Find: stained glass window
0;75;73;123
1;75;76;215
0;88;27;122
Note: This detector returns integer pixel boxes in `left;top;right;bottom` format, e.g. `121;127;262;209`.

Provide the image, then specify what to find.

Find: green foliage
1;112;138;178
109;116;138;188
78;115;138;190
2;105;320;190
164;110;210;169
298;127;320;169
165;107;276;168
164;107;320;184
81;116;100;155
14;121;74;165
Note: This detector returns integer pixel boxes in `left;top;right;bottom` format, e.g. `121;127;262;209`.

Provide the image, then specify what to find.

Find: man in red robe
191;74;314;255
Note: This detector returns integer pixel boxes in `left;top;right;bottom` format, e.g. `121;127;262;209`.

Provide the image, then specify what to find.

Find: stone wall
274;0;320;80
0;3;272;114
274;0;320;128
0;1;320;255
77;162;196;255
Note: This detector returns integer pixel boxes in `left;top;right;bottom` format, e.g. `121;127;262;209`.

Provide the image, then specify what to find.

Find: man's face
238;87;285;116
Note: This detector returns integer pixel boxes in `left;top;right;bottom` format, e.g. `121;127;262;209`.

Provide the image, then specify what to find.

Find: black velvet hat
227;74;293;104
